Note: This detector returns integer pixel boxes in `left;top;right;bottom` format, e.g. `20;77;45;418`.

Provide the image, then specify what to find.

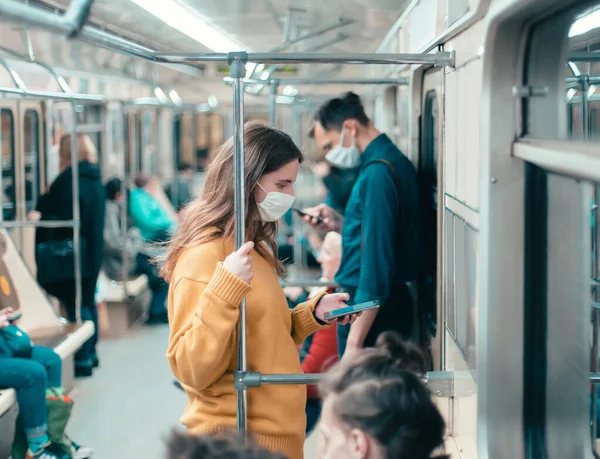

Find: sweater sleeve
167;246;251;391
290;291;329;345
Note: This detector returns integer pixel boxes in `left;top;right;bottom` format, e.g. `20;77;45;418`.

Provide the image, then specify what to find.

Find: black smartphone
293;208;324;224
324;300;380;320
7;312;22;324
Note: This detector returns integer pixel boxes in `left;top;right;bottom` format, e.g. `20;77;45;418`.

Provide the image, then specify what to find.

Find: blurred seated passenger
318;331;446;459
104;178;169;324
167;431;286;459
284;231;341;308
129;173;177;243
166;162;194;213
285;232;342;434
0;308;91;459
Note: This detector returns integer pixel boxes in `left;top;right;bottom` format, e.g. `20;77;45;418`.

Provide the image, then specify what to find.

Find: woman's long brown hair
160;121;303;281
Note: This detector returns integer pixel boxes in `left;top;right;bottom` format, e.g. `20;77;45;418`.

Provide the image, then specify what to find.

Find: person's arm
167;244;252;390
345;165;400;353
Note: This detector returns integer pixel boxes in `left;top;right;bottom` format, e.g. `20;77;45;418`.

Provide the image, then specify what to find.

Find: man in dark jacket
303;92;420;360
31;134;106;378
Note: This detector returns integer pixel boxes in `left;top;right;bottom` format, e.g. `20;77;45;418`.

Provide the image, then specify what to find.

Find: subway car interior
0;0;598;458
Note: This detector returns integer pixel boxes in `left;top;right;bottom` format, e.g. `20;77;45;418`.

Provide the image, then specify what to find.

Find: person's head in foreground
167;431;287;459
318;332;448;459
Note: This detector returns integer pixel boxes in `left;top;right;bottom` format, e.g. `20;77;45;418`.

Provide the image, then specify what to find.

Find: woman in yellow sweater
162;121;356;459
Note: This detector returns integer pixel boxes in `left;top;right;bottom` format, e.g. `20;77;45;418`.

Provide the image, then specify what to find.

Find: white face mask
256;182;295;222
325;128;361;169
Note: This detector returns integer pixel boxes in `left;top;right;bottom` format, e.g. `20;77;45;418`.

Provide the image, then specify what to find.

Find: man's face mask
325;128;361;169
256;182;295;222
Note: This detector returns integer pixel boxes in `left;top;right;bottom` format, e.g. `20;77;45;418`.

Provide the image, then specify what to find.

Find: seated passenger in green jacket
129;173;177;243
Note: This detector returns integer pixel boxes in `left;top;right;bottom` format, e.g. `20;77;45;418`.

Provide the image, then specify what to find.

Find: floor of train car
67;324;320;458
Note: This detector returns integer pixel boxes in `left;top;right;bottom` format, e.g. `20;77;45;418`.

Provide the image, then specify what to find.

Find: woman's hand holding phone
314;293;359;326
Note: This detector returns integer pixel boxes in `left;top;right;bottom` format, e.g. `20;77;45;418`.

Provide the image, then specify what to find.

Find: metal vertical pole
120;103;129;295
190;108;198;172
290;103;304;274
0;111;3;225
583;75;599;443
269;81;278;126
71;102;82;323
582;76;590;139
230;54;248;436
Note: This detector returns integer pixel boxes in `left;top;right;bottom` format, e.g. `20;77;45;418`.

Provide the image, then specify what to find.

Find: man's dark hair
309;91;370;138
167;431;287;459
178;162;193;172
105;178;122;201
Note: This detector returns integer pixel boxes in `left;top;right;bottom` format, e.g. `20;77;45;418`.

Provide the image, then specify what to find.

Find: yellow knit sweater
166;237;326;459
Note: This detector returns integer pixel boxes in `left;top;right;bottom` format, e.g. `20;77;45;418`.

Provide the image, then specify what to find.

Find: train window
447;0;469;26
454;216;467;354
209;114;224;156
23;110;40;215
77;104;101;125
78;105;103;163
1;109;16;222
465;224;478;370
445;210;456;338
173;113;182;169
136;114;143;174
142;111;155;175
383;86;398;144
397;85;410;154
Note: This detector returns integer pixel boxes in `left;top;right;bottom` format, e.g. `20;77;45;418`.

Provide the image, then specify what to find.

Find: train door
127;110;141;179
48;102;106;181
76;103;106;178
419;69;444;370
17;102;44;272
1;102;18;227
174;110;195;172
104;103;126;181
140;110;158;177
127;108;160;179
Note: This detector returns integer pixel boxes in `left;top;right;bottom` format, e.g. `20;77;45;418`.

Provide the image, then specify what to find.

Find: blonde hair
160;121;303;281
59;134;98;171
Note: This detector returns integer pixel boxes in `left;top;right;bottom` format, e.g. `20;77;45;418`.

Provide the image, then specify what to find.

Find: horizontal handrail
1;220;80;229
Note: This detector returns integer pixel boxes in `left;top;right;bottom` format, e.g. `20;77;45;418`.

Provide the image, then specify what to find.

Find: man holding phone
303;91;420;360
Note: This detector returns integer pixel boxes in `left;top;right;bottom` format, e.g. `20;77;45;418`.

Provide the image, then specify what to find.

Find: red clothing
300;325;338;399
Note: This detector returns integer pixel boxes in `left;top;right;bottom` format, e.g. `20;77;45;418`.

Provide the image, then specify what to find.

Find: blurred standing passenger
303;92;420;360
30;134;106;378
166;162;194;213
299;231;343;434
